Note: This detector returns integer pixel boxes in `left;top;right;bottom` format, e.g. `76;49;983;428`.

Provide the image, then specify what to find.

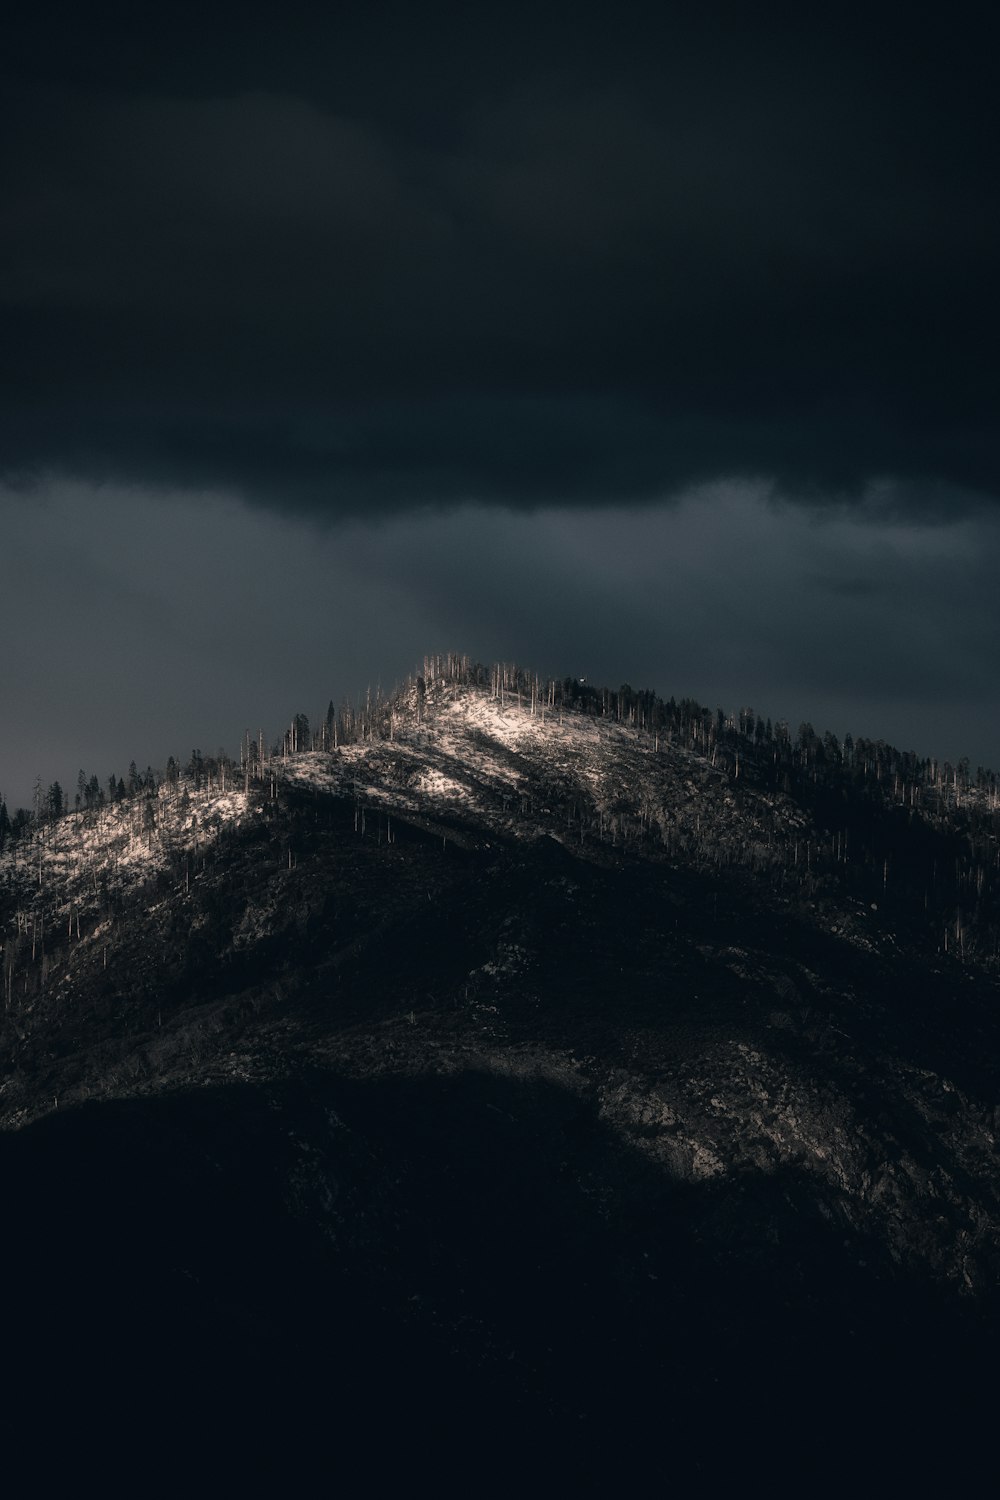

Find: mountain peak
1;650;999;1481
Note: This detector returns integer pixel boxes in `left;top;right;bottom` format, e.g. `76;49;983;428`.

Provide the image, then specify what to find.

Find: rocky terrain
1;658;998;1483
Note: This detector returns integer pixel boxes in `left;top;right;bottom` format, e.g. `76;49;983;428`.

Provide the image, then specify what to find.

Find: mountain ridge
0;653;998;1479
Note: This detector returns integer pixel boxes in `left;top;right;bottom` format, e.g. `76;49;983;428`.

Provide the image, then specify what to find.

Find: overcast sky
3;4;999;807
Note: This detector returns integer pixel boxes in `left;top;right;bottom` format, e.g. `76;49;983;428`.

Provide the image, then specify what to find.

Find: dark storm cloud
3;3;999;518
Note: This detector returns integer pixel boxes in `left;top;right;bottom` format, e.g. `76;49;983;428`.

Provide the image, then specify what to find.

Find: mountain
1;654;998;1484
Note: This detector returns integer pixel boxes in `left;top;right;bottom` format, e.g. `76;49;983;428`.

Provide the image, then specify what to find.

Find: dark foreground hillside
2;1065;994;1489
1;671;999;1485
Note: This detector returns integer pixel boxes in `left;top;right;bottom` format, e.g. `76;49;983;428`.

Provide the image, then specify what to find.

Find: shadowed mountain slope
1;658;998;1482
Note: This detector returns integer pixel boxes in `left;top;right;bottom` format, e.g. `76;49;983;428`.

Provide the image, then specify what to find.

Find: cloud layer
3;4;999;517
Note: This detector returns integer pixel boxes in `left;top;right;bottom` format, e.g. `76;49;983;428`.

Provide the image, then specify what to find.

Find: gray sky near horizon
2;479;998;810
3;4;999;806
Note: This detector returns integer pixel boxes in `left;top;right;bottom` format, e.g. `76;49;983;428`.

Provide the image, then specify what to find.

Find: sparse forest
1;652;999;1485
4;653;1000;1009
